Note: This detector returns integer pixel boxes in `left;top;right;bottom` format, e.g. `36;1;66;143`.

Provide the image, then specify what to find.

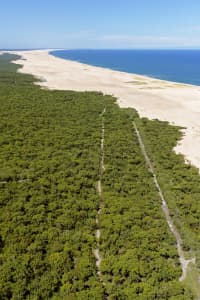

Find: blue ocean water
51;49;200;86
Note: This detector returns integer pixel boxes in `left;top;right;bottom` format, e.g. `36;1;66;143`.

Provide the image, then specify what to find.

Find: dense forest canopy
0;53;199;299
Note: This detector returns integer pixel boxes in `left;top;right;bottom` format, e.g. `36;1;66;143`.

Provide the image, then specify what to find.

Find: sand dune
5;49;200;171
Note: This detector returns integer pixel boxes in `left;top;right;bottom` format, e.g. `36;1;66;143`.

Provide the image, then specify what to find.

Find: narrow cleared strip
94;107;106;286
133;121;195;282
0;179;29;184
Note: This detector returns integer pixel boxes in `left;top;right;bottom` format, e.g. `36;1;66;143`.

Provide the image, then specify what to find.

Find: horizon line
2;47;200;51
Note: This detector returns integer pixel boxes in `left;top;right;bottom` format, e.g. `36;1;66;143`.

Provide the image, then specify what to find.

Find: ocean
51;49;200;86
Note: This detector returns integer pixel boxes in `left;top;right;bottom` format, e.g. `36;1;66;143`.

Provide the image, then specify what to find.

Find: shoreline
3;49;200;171
1;49;196;88
50;50;199;89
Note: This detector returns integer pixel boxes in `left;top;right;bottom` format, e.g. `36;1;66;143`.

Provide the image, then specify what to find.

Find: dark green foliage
137;118;200;266
0;55;106;299
0;54;34;86
0;54;195;299
98;108;193;299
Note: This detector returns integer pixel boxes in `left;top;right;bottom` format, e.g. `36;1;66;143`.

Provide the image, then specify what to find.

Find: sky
1;0;200;49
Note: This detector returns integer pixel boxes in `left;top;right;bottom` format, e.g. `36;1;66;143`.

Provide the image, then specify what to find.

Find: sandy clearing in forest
4;49;200;172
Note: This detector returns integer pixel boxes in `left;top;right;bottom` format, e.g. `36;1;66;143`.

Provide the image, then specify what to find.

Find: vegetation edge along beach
6;49;200;173
0;53;200;299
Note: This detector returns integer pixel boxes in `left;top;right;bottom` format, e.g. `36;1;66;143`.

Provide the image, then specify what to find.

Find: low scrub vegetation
0;54;197;299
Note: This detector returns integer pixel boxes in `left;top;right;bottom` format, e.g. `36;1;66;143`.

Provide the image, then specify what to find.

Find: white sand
4;49;200;171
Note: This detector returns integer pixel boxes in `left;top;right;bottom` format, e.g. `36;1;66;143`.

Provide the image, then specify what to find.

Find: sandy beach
3;49;200;171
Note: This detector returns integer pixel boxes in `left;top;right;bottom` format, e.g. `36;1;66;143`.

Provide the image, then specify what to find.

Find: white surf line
93;107;106;284
133;121;195;282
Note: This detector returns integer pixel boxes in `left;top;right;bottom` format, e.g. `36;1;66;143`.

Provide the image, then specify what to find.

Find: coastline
3;49;200;171
50;50;200;88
